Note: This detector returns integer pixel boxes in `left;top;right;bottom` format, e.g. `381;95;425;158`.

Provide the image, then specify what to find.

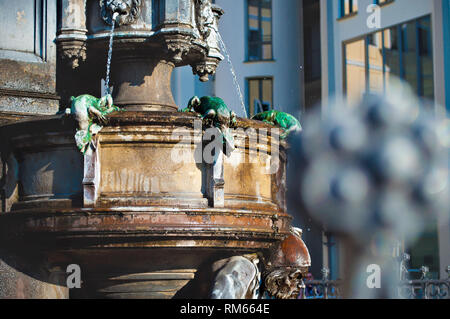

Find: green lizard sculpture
65;94;120;154
252;110;302;139
181;96;237;153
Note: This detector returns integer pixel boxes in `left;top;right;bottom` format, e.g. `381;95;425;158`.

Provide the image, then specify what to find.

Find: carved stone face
107;0;131;14
264;268;303;299
101;0;141;25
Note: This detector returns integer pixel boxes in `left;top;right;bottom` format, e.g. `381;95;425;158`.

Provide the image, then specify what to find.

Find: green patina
180;96;237;152
67;94;120;154
252;110;302;139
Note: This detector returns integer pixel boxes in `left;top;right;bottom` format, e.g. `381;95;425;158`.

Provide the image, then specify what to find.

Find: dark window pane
418;17;434;100
248;42;260;60
402;22;418;94
384;27;401;83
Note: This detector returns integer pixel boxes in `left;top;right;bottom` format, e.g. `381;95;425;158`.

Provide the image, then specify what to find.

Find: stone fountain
0;0;309;299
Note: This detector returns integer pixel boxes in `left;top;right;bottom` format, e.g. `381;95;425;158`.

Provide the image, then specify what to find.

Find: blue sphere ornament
289;82;449;244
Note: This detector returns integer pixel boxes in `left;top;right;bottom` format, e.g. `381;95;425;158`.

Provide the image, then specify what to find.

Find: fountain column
111;57;177;111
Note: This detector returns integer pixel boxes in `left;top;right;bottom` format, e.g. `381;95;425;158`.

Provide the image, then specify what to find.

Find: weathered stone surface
1;112;286;213
0;252;68;299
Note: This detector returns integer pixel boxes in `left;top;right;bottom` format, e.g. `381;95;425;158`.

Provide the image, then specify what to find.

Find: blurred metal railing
398;265;450;299
300;265;450;299
299;268;342;299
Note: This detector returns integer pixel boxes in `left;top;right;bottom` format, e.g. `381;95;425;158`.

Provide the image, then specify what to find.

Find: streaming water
105;13;119;95
216;32;248;119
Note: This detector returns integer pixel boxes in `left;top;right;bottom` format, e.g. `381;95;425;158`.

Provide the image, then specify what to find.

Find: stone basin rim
0;111;281;132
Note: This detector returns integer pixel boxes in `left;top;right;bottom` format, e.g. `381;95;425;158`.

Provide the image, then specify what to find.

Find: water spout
105;12;119;95
216;32;248;119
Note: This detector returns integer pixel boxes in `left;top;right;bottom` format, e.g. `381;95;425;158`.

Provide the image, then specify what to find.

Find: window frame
245;0;274;62
374;0;395;7
246;76;274;117
338;0;358;19
342;15;434;103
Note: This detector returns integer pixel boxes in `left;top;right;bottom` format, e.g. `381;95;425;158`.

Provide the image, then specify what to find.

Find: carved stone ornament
166;39;193;63
191;1;223;81
263;227;311;299
56;26;88;69
264;268;304;299
100;0;143;26
195;0;216;40
192;59;219;82
58;41;87;69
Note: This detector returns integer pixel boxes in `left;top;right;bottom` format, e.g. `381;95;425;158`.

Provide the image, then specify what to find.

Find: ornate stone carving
191;59;219;82
195;0;216;40
100;0;143;25
262;227;311;299
57;39;87;69
166;39;193;63
56;1;88;68
191;2;224;81
264;268;304;299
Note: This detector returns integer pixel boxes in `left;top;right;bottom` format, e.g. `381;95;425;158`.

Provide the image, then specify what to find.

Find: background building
316;0;450;280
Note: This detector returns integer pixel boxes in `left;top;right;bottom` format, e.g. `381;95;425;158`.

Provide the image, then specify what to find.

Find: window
344;16;434;104
247;0;273;61
374;0;393;6
247;77;273;117
339;0;358;18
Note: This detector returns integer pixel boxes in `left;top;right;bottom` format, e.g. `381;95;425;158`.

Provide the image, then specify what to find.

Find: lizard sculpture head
187;96;201;112
99;94;114;110
230;111;237;128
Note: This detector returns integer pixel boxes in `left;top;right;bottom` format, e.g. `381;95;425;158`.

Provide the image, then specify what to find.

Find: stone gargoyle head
100;0;142;25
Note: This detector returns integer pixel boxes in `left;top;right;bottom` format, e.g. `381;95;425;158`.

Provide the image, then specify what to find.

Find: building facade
317;0;450;280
